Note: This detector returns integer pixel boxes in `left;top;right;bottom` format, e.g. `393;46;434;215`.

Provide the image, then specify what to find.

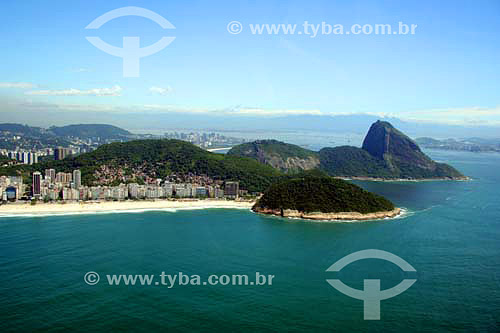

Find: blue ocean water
0;150;499;332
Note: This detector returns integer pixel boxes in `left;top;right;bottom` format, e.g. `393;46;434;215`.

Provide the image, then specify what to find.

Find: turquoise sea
0;149;499;332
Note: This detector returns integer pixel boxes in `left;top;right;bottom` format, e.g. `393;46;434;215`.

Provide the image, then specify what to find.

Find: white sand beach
0;199;255;217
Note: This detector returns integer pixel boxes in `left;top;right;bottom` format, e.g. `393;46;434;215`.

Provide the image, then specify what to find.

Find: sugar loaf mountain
228;120;465;180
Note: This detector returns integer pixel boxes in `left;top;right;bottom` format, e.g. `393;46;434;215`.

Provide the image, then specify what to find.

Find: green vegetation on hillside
0;123;71;150
253;175;395;213
0;139;282;192
0;155;15;164
228;140;318;160
319;146;393;178
227;140;320;173
0;123;44;136
229;121;465;179
49;124;132;139
360;121;464;178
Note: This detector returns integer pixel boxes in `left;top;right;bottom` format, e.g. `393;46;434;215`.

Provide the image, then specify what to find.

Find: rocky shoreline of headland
252;207;402;221
336;176;470;182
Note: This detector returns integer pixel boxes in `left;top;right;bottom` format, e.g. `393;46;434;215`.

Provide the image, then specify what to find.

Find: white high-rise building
45;169;56;182
73;170;81;189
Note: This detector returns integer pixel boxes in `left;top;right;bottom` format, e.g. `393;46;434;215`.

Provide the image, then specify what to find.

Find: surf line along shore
0;199;401;221
0;199;255;216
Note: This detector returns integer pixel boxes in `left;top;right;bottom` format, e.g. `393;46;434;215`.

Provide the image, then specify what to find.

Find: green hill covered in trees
253;175;395;214
0;139;281;192
227;139;319;173
49;124;132;139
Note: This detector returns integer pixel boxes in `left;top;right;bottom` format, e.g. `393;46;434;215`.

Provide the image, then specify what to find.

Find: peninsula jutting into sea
0;121;464;220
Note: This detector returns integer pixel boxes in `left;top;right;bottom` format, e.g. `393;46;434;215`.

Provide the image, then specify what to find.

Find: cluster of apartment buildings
32;168;81;200
29;169;242;202
163;131;246;148
1;151;39;165
0;146;80;167
53;147;73;160
0;146;78;166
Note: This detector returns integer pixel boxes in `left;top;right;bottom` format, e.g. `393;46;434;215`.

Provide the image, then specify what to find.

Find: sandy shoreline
0;200;402;222
0;199;255;217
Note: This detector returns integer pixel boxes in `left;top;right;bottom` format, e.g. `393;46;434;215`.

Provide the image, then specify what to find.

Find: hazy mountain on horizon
1;112;499;139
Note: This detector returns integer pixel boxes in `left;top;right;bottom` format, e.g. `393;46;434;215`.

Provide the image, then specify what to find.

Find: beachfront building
0;176;24;202
111;186;127;200
45;169;56;182
62;188;80;201
73;170;81;189
128;183;139;199
55;172;72;185
5;187;17;201
32;172;42;198
163;182;173;197
214;186;224;198
4;169;251;203
224;181;239;199
195;187;207;197
43;187;61;201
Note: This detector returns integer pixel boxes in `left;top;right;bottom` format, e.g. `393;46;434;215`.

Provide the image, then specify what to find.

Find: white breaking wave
0;206;252;218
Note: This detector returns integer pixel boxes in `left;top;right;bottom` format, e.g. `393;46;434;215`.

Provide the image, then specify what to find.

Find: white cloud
25;85;122;97
4;100;321;117
141;104;322;116
234;107;322;116
393;106;500;126
0;82;36;89
2;95;500;126
149;86;173;96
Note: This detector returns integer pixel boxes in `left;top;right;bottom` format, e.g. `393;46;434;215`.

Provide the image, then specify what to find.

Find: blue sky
0;0;499;126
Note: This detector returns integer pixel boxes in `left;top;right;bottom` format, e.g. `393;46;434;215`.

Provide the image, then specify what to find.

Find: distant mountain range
49;124;132;139
0;123;48;136
229;121;465;180
416;137;500;153
3;111;500;138
0;123;133;141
